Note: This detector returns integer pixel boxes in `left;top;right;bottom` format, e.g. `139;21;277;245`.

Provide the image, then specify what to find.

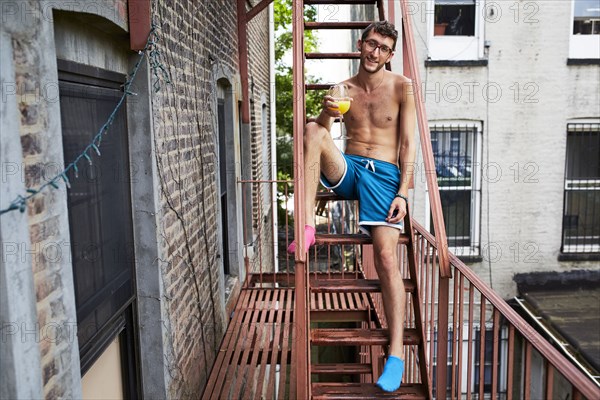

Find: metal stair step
304;21;372;30
311;328;420;346
311;278;415;293
312;383;428;399
306;52;360;59
310;309;372;322
311;363;373;375
315;191;345;201
315;233;410;246
305;0;378;4
306;83;336;91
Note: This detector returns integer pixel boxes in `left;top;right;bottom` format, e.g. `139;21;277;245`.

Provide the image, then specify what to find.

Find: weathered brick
21;132;41;154
42;359;57;386
19;102;38;125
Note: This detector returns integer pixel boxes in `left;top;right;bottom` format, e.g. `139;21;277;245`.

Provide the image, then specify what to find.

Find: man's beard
361;54;386;73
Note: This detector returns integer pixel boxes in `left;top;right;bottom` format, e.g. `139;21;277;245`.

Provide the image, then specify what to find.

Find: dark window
473;327;496;394
573;0;600;35
240;102;254;245
217;99;230;275
58;61;137;396
561;123;600;253
432;329;454;397
434;0;476;36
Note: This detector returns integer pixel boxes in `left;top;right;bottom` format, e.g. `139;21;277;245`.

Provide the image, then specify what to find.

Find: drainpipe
269;3;278;273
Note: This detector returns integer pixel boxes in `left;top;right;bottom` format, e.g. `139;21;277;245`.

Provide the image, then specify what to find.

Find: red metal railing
398;0;450;279
291;0;310;396
406;220;600;400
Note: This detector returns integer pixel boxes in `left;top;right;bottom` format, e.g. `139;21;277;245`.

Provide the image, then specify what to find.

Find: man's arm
386;78;416;224
315;106;335;131
397;79;416;197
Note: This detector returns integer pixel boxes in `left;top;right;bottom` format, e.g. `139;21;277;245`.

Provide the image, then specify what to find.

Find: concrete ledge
457;255;483;263
425;59;488;67
514;269;600;292
558;253;600;262
567;58;600;66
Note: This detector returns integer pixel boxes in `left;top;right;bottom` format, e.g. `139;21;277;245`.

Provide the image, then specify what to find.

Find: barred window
561;123;600;254
429;124;481;257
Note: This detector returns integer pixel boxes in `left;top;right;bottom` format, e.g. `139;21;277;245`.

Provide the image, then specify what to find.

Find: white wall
399;0;599;298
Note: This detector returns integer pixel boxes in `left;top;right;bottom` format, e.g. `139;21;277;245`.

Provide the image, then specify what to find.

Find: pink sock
287;225;316;254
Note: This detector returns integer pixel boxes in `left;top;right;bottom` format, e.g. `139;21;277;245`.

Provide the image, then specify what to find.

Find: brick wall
14;34;65;398
151;0;235;396
247;4;275;274
2;0;273;397
151;0;272;397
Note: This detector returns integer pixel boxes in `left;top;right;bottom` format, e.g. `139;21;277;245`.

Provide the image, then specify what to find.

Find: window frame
427;0;485;61
569;0;600;59
560;121;600;254
425;121;483;257
58;59;138;397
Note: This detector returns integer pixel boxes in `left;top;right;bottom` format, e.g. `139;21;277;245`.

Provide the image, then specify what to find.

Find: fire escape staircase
291;0;448;398
309;200;430;399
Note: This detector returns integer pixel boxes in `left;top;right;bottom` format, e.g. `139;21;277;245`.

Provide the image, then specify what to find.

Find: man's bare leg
371;226;406;391
287;122;345;253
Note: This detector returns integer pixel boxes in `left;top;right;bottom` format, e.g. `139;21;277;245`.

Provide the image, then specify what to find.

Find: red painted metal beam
237;0;251;124
292;0;309;397
436;278;450;400
246;0;273;21
304;21;372;30
128;0;151;51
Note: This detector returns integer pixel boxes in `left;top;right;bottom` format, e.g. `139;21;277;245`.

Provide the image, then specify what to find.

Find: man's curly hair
361;21;398;51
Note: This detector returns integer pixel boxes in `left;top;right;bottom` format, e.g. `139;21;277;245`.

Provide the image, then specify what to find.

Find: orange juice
337;100;351;115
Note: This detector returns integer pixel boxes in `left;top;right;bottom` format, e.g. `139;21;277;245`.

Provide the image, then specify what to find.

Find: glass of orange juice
327;84;351;140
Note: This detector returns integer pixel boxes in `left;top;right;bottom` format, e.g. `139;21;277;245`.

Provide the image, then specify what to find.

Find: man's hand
386;197;407;224
322;95;352;118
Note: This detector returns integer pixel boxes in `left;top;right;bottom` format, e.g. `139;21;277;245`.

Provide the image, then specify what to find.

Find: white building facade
399;0;600;298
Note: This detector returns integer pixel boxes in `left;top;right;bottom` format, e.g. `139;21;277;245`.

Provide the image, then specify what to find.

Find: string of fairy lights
0;22;171;216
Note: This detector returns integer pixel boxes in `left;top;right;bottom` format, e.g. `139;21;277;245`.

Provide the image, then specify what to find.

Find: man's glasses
363;39;393;56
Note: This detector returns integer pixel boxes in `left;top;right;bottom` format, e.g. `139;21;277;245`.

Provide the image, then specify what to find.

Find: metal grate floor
202;275;377;400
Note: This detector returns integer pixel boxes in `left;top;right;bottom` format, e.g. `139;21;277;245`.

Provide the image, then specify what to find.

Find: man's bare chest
348;95;400;129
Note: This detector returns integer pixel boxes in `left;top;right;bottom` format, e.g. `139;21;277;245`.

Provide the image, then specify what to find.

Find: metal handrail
292;0;309;397
399;0;451;279
412;219;600;399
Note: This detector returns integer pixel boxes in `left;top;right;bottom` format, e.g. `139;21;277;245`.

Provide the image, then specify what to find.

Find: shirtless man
287;21;416;392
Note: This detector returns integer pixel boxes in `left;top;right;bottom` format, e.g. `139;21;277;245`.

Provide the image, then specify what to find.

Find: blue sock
376;356;404;392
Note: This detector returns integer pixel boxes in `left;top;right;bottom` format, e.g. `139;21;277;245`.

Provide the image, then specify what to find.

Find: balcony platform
202;287;295;399
202;274;381;399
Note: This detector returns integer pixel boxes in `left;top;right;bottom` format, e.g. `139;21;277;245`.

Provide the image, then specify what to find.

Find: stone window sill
567;58;600;66
425;59;488;67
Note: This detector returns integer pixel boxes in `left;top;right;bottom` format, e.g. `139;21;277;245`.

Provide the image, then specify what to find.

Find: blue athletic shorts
320;153;403;234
